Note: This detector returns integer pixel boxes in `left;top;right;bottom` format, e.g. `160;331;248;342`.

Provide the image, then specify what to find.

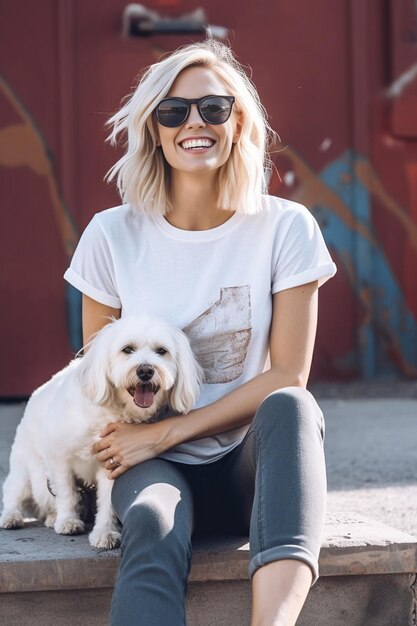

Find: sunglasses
154;95;235;128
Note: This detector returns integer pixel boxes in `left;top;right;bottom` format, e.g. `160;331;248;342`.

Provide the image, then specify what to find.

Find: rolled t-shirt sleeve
64;215;121;309
272;205;336;293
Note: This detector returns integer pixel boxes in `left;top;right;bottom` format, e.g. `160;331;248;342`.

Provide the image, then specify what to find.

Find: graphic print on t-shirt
183;286;252;384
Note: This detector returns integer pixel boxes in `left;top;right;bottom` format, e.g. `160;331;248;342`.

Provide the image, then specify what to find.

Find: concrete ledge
1;513;417;626
1;513;416;594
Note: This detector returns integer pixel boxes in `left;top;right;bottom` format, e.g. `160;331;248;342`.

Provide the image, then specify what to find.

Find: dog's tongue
134;383;154;408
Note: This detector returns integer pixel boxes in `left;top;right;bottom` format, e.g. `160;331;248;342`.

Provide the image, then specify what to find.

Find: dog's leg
29;464;57;528
0;468;30;529
88;468;121;549
46;459;85;535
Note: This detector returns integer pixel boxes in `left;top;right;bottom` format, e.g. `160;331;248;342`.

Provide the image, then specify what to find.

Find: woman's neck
166;171;235;231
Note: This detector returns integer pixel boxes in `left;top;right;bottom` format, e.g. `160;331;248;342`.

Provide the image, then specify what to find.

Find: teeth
181;139;214;150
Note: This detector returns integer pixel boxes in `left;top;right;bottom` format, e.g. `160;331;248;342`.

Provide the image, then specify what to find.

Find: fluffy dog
0;315;203;549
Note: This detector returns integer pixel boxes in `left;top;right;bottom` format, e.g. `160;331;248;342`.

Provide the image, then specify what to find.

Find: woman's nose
185;103;206;128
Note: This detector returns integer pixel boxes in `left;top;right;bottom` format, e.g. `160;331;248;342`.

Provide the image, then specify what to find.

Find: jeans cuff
248;545;319;585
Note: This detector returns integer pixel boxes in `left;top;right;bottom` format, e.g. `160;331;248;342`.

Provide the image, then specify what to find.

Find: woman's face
155;66;241;176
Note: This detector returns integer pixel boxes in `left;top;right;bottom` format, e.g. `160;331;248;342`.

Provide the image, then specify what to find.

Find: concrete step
0;512;416;625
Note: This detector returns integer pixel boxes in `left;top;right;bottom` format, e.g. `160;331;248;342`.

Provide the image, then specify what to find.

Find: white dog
0;315;203;549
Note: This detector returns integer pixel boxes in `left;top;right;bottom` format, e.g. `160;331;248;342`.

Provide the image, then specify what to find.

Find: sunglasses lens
156;96;234;127
156;99;189;127
200;97;233;124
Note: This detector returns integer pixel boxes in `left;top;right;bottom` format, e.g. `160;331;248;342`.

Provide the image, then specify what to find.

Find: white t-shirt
64;195;336;464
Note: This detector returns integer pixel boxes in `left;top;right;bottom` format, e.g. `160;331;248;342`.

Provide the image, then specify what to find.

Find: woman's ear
151;117;161;147
233;111;243;144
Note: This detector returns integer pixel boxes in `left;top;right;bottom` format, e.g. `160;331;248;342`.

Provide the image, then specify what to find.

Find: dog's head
77;315;204;421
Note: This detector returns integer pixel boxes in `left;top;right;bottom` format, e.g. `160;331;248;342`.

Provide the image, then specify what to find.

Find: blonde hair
105;40;276;215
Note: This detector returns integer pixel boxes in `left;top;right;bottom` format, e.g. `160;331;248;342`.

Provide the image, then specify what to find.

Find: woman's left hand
91;420;169;479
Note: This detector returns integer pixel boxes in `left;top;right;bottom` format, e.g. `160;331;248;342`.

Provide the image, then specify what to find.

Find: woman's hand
91;420;171;479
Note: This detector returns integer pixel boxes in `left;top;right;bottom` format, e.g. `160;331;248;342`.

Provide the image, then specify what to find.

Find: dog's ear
76;322;116;406
169;330;204;414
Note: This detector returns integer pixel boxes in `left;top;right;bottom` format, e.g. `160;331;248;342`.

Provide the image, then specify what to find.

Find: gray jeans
110;387;326;626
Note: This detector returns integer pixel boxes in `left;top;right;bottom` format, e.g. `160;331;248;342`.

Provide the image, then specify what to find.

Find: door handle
122;4;228;39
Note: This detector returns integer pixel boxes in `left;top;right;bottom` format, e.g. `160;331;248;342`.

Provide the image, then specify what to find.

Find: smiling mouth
128;382;160;408
179;138;216;150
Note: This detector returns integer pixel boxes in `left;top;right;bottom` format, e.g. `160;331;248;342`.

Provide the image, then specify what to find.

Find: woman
64;40;336;626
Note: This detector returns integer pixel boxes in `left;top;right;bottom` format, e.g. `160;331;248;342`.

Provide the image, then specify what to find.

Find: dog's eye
122;346;135;354
155;347;168;356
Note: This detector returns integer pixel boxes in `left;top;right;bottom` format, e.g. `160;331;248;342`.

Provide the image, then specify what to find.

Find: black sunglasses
154;95;235;128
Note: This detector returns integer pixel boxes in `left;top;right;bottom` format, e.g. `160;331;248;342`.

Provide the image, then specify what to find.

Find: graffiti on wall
271;145;417;378
0;76;82;350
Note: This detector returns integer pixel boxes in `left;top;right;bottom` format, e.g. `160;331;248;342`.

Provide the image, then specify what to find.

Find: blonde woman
65;40;336;626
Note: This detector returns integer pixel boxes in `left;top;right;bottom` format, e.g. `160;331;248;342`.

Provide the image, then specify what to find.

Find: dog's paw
44;512;57;528
54;517;85;535
89;528;121;549
0;512;25;529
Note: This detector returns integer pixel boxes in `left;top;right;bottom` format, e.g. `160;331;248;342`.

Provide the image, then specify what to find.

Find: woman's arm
82;294;121;345
93;280;319;477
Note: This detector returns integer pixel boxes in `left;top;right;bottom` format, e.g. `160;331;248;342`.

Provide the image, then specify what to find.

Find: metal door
1;0;417;395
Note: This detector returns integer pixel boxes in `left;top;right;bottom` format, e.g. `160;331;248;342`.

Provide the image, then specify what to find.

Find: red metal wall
1;0;417;395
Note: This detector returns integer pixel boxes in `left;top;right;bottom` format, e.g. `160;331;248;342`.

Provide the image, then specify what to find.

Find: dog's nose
136;364;155;382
